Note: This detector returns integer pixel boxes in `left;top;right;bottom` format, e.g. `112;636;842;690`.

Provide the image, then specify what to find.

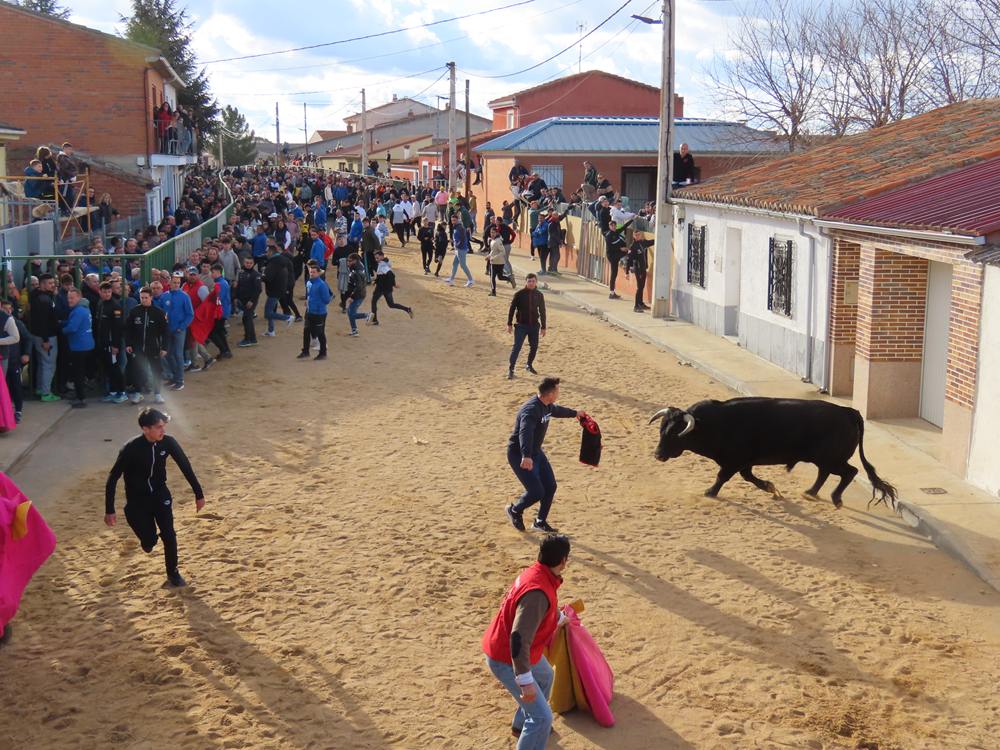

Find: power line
470;0;634;79
202;0;538;64
216;66;443;97
209;0;588;75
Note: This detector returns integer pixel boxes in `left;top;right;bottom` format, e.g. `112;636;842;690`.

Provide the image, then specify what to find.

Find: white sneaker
263;330;277;337
153;394;165;404
464;280;474;288
311;338;320;350
129;393;144;405
443;278;454;286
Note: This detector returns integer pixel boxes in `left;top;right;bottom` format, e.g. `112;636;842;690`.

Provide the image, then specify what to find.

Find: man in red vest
482;534;570;748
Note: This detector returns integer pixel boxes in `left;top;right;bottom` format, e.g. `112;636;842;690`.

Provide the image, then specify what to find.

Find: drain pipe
798;219;827;388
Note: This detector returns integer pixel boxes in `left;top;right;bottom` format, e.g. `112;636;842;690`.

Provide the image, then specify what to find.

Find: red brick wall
836;229;984;409
830;239;860;343
0;4;156;160
489;74;683;130
856;246;927;361
88;168;151;220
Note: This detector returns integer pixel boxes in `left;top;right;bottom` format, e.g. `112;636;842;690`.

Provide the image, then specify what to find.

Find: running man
506;377;587;533
370;249;413;325
104;408;206;588
298;261;332;360
507;274;546;380
482;533;571;747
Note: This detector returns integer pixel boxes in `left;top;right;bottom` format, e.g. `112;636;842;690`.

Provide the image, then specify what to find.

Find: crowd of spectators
154;103;198;156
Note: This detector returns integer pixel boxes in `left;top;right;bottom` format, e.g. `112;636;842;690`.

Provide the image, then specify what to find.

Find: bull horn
677;413;696;437
648;408;673;425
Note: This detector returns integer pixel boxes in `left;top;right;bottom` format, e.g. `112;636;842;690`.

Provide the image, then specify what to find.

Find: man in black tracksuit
125;287;168;403
105;408;206;588
604;217;634;301
505;377;587;533
506;273;546;379
93;281;126;400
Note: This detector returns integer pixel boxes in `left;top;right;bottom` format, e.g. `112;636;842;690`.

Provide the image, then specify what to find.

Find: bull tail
855;411;898;512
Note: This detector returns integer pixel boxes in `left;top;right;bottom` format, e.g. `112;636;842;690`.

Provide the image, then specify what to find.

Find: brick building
487;71;684;130
0;3;197;223
673;98;1000;478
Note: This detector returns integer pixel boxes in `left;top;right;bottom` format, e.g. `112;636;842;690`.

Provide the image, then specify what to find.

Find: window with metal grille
768;238;793;316
530;165;564;189
687;224;706;288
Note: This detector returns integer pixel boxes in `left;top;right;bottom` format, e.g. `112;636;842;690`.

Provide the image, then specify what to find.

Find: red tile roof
823;155;1000;237
677;99;1000;216
320;133;433;158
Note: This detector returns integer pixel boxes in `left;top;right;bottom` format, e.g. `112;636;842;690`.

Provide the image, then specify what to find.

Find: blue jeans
486;655;554;749
32;335;57;395
347;297;367;332
167;330;186;385
264;296;288;333
509;324;540;371
508;446;557;521
450;249;473;282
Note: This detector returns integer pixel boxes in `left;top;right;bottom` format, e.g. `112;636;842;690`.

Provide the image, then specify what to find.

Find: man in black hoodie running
105;408;206;588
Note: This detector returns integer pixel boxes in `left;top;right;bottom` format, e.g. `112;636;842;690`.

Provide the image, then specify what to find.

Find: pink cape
563;604;615;727
0;472;57;630
0;371;15;432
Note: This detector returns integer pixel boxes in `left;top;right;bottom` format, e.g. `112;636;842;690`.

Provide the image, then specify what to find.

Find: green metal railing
1;172;235;294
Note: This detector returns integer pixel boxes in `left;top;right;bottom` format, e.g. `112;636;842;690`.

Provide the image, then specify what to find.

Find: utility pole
578;22;585;73
218;128;224;168
447;62;456;192
275;101;281;166
361;89;367;177
464;78;472;196
650;0;675;319
303;102;309;161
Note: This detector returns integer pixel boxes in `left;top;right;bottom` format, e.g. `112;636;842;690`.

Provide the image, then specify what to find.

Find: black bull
650;397;898;510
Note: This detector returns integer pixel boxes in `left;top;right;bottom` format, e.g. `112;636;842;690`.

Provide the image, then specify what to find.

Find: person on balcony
23;159;46;201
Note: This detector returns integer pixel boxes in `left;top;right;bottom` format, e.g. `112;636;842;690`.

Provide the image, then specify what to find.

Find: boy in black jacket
370;250;413;326
125;287;168;404
235;255;262;346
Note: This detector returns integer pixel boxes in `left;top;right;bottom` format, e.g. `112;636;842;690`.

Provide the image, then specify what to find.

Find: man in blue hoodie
308;226;327;268
312;195;328;232
251;224;269;271
297;261;332;361
60;287;95;408
165;273;194;391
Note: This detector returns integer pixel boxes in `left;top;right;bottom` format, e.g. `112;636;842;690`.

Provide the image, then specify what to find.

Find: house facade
672;99;1000;482
318;134;435;177
487;71;683;131
343;97;437;133
0;3;197;223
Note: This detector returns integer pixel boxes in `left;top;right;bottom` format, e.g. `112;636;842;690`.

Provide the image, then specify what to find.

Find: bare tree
815;4;860;136
709;0;825;151
830;0;934;129
921;0;1000;104
954;0;1000;55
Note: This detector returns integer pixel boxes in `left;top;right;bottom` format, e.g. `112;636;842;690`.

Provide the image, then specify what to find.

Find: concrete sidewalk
509;250;1000;592
1;401;71;474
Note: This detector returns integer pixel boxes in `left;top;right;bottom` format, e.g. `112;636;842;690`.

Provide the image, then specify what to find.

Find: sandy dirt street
3;241;1000;750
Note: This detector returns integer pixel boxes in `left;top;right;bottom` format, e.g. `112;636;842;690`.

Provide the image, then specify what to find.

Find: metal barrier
0;170;235;292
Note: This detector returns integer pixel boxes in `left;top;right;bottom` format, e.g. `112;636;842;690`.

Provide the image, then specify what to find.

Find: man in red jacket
482;534;570;748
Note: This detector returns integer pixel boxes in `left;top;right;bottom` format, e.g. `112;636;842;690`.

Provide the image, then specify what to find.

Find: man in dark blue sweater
506;377;587;533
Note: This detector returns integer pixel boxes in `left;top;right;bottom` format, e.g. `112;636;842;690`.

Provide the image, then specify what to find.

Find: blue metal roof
474;116;785;155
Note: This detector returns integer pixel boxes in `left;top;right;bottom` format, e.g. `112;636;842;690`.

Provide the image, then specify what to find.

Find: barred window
768;238;793;316
530;165;564;189
687;224;706;288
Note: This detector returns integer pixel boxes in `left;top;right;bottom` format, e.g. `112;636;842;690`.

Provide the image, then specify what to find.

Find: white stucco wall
163;82;178;108
968;264;1000;496
671;202;831;385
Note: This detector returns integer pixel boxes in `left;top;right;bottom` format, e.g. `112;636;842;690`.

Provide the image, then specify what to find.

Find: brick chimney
673;94;684;119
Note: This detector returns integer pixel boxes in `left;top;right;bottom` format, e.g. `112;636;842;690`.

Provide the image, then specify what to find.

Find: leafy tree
205;105;258;167
120;0;219;136
16;0;71;19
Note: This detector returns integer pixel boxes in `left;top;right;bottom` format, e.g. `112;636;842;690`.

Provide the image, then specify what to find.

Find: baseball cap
186;265;198;273
172;271;184;278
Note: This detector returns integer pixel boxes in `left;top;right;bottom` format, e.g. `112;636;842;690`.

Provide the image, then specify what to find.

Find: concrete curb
530;268;1000;593
3;403;72;475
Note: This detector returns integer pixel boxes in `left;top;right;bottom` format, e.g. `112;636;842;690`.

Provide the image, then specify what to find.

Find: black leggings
538;246;550;273
371;287;411;320
125;494;178;575
607;249;624;292
634;269;648;308
68;350;87;401
420;244;434;270
280;290;301;319
393;222;407;245
303;312;327;355
490;264;509;292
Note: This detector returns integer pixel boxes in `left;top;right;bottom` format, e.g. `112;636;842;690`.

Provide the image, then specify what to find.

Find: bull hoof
765;482;784;500
802;491;821;502
704;489;719;498
832;498;843;510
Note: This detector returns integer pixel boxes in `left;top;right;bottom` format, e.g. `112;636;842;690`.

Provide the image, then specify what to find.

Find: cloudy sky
68;0;742;139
